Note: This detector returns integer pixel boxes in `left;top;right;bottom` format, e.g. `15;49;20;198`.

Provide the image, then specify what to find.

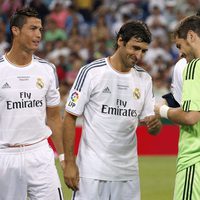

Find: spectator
49;1;69;29
44;18;67;42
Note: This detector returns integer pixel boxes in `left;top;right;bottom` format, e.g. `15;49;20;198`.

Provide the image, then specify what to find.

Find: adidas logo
2;82;11;89
102;87;111;93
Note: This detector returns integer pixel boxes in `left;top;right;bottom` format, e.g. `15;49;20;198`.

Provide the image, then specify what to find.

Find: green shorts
173;162;200;200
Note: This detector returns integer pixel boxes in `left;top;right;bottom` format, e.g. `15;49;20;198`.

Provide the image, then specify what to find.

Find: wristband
58;153;65;162
159;105;169;119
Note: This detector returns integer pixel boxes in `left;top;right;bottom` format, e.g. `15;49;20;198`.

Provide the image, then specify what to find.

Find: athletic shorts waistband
0;139;49;153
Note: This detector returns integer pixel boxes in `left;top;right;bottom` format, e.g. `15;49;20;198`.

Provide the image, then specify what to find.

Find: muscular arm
63;111;79;191
168;107;200;125
155;105;200;126
63;111;77;162
46;106;64;155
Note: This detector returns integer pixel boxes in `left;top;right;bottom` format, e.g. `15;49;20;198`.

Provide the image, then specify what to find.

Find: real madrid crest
36;78;44;89
133;88;140;99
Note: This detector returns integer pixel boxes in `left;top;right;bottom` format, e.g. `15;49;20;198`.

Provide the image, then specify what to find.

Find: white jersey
66;58;155;181
0;55;60;148
171;58;187;104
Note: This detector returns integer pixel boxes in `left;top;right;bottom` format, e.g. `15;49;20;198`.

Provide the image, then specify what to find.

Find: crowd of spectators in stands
0;0;199;113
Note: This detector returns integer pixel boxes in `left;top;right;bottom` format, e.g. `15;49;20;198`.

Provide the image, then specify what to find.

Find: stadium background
1;0;198;199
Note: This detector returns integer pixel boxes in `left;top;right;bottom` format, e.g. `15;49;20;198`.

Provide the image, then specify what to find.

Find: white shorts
72;177;140;200
0;139;63;200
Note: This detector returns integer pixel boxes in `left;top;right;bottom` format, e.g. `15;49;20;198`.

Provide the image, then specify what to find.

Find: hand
60;160;65;171
64;160;79;191
154;99;167;118
144;115;161;135
154;104;161;117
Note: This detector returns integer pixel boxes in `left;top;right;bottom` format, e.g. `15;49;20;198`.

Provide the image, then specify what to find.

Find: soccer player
162;10;200;107
63;20;161;200
0;7;64;200
155;15;200;200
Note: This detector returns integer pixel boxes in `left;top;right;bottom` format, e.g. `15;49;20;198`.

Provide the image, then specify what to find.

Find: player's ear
117;37;124;47
187;30;196;43
11;26;20;37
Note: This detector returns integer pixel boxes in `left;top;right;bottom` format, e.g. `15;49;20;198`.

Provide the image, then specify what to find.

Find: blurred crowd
0;0;200;113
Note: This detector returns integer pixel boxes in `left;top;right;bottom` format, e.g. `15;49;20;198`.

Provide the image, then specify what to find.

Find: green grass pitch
56;156;177;200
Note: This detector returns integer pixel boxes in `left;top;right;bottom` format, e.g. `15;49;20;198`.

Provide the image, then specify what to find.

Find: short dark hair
10;7;40;34
115;20;151;49
174;15;200;39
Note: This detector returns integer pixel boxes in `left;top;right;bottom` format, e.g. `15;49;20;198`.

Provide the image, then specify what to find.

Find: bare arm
46;106;64;155
63;111;77;163
155;105;200;125
63;111;79;191
168;107;200;125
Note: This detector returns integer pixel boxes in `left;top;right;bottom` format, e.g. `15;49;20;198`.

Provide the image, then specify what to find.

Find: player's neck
6;48;33;67
109;55;131;73
194;47;200;59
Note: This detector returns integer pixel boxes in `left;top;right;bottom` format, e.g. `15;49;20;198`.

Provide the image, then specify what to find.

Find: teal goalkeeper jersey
177;58;200;172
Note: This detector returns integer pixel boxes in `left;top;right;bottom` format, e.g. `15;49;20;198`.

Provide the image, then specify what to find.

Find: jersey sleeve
171;58;186;104
139;76;155;120
65;66;92;116
182;59;200;112
46;64;60;107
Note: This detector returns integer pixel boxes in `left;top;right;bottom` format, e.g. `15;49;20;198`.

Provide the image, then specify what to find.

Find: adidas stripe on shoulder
185;58;200;80
74;58;106;92
133;65;146;72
